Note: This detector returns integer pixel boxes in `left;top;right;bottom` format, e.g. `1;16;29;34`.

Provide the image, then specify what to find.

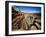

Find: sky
12;6;41;13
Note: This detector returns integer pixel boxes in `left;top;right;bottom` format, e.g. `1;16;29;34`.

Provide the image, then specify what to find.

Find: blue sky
12;6;41;13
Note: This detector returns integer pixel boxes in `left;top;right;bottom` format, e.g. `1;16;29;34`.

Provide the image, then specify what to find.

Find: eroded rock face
12;11;41;31
31;26;37;30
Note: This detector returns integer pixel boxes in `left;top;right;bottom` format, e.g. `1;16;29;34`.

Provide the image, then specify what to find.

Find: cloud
21;10;41;13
